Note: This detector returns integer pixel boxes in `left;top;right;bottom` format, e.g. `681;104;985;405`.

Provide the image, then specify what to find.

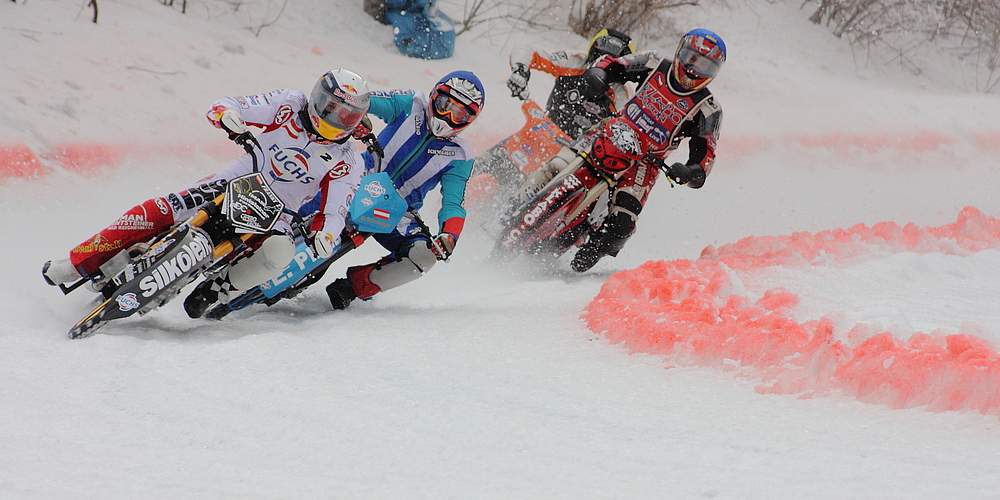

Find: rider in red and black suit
507;29;726;271
570;29;726;271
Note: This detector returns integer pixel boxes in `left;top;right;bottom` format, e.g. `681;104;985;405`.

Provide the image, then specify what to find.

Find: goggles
676;46;722;79
432;91;478;127
591;36;628;58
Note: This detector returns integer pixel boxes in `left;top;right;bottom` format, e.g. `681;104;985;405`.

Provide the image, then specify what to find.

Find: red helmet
671;29;727;92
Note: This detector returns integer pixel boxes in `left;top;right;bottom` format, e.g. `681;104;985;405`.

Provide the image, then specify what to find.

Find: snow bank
583;207;1000;415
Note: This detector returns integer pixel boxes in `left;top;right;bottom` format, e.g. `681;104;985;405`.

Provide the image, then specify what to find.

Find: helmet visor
310;88;367;141
676;46;722;79
594;36;628;57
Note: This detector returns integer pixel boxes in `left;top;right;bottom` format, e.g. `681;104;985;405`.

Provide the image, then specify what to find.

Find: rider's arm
678;97;723;188
437;158;474;239
592;51;658;86
206;89;307;131
368;89;417;124
311;149;366;243
510;46;588;77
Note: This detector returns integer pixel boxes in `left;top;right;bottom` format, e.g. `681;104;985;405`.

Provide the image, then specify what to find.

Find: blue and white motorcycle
203;171;422;319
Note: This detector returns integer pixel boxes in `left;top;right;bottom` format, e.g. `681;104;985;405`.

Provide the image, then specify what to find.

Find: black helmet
586;28;635;64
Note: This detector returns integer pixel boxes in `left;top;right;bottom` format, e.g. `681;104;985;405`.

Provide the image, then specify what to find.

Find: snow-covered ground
3;0;1000;497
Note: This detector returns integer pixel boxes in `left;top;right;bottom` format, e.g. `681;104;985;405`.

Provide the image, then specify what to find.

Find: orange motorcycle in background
464;99;572;212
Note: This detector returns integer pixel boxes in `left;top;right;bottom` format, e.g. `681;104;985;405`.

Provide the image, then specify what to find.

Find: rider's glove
310;231;337;259
667;162;704;186
430;232;456;261
507;63;531;100
352;115;385;160
219;109;248;139
352;115;373;140
581;67;612;105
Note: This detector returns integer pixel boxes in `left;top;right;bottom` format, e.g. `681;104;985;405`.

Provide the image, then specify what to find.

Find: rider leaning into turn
505;28;648;140
510;29;727;273
42;69;373;318
324;71;485;310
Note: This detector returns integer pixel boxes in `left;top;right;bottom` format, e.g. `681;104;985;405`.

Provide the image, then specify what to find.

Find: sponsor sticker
364;181;386;198
116;292;140;312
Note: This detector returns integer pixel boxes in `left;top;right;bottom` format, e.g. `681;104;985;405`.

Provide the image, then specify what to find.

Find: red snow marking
0;143;44;180
584;207;1000;415
54;143;128;174
973;132;1000;152
787;131;955;154
720;131;977;161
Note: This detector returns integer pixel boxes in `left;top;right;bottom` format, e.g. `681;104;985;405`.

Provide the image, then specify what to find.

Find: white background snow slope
3;0;1000;497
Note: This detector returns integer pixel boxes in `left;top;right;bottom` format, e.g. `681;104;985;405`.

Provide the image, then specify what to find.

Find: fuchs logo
137;231;213;298
273;104;294;126
529;108;545;120
361;197;373;207
364;180;386;197
115;293;140;312
267;144;315;183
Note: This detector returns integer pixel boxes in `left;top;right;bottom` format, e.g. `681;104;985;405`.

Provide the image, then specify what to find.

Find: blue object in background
384;0;455;59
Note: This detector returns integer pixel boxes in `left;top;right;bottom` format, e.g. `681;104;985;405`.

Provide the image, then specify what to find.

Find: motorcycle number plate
224;172;285;234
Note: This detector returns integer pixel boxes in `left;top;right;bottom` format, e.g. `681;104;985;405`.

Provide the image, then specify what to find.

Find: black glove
667;162;704;185
430;232;456;261
581;67;612;105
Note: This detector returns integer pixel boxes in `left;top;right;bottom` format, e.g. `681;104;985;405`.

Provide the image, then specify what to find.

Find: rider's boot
571;228;630;272
326;278;357;310
42;259;82;286
184;276;228;319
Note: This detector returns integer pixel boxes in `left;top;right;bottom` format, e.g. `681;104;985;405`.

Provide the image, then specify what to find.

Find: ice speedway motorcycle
203;142;451;320
488;125;685;262
203;177;444;320
465;97;572;212
59;133;409;338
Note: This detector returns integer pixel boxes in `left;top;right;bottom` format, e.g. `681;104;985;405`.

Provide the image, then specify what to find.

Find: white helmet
307;69;370;142
427;71;485;138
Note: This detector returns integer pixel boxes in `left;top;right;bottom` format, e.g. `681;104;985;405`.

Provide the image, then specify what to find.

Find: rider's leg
184;233;295;318
571;162;657;272
44;176;230;285
327;228;437;310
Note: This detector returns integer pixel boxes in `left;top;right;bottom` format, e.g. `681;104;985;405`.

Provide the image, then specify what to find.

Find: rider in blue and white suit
325;71;485;309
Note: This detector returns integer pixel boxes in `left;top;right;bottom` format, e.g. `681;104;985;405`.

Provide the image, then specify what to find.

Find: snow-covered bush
807;0;1000;92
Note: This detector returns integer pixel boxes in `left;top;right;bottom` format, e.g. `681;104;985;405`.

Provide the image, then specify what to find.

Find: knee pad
227;234;295;291
603;210;636;239
366;242;438;293
613;191;643;215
